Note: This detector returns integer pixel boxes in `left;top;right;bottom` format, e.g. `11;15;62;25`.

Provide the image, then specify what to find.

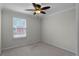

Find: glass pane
13;17;26;38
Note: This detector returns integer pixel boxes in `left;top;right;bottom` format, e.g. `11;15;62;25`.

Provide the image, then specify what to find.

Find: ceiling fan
25;3;51;15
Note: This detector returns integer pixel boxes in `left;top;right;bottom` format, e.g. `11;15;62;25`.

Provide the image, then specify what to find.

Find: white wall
1;9;40;50
41;8;77;54
0;7;1;54
76;4;79;56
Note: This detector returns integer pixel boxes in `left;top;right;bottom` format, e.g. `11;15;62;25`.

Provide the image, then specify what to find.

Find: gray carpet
1;42;75;56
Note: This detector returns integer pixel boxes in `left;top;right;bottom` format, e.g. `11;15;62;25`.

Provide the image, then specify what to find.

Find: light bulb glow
35;10;40;14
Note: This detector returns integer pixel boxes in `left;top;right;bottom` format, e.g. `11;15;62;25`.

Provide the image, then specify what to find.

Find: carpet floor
1;42;75;56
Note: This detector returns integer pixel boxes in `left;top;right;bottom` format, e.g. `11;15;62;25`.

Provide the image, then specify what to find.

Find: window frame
13;16;27;38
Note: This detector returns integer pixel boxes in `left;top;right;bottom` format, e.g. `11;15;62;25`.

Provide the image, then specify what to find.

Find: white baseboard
42;41;76;55
2;41;40;51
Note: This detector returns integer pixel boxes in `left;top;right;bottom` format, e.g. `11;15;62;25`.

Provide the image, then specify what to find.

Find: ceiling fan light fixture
35;10;41;14
25;3;51;15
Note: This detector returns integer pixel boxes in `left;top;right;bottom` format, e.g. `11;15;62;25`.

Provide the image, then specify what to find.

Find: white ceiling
0;3;75;16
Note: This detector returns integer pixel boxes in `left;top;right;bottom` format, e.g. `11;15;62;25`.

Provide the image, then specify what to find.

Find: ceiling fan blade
36;4;41;8
33;12;36;15
25;9;35;11
41;11;46;14
32;3;36;8
32;3;41;9
41;6;50;10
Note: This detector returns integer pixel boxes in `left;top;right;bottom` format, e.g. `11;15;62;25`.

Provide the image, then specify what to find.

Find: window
13;17;27;38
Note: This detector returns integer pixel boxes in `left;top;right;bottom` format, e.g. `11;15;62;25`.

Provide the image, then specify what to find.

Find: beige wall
2;9;40;49
41;8;77;54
